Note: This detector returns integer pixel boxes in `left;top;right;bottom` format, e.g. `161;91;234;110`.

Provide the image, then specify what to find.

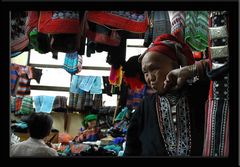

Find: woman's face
141;51;177;95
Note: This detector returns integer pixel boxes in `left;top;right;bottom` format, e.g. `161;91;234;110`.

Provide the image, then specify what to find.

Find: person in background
124;34;209;156
74;114;104;143
10;112;58;157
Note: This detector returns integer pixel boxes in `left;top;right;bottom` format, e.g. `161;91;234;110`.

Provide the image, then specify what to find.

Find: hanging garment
87;11;149;33
79;76;97;92
63;52;79;74
92;94;103;110
86;21;121;47
185;11;209;52
203;11;229;157
11;11;29;52
29;28;51;54
168;11;185;43
25;11;39;35
38;11;81;34
102;76;112;96
90;76;102;94
52;96;67;112
50;34;80;53
33;96;56;113
144;11;171;47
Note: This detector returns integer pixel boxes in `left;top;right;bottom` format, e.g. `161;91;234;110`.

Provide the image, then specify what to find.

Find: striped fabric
16;74;31;97
11;64;33;97
203;11;229;157
63;52;79;74
126;86;146;110
185;11;208;51
15;96;33;115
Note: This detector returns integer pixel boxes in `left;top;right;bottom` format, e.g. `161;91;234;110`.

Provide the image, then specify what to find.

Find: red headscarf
140;34;194;66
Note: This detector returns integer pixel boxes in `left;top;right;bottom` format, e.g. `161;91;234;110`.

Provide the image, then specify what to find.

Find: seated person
74;114;104;143
10;112;58;157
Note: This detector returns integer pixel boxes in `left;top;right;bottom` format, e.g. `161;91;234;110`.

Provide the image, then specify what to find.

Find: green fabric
82;114;97;128
29;28;45;54
115;107;128;122
17;96;33;115
185;11;209;51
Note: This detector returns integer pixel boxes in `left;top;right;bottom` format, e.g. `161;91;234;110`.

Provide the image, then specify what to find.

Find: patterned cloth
203;11;229;157
156;95;191;156
185;11;209;51
144;11;171;47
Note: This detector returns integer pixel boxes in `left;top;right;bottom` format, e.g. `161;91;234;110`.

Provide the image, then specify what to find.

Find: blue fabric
90;76;102;94
79;76;96;92
115;107;128;121
64;52;78;74
34;96;56;113
103;145;122;153
113;137;125;145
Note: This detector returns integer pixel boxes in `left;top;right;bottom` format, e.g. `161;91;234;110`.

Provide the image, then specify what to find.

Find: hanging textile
15;96;34;115
38;11;80;34
185;11;209;52
144;11;171;47
86;21;121;47
11;11;29;52
63;51;79;74
87;11;149;33
33;96;56;113
168;11;185;43
203;11;229;157
52;96;68;112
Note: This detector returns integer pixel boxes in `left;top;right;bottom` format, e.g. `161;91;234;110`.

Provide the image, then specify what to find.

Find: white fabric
10;137;58;157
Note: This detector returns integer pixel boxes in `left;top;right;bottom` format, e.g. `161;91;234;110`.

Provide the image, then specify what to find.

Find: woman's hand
164;66;192;90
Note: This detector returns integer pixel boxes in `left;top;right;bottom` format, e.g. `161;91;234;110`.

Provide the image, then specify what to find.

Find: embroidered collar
155;94;192;156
